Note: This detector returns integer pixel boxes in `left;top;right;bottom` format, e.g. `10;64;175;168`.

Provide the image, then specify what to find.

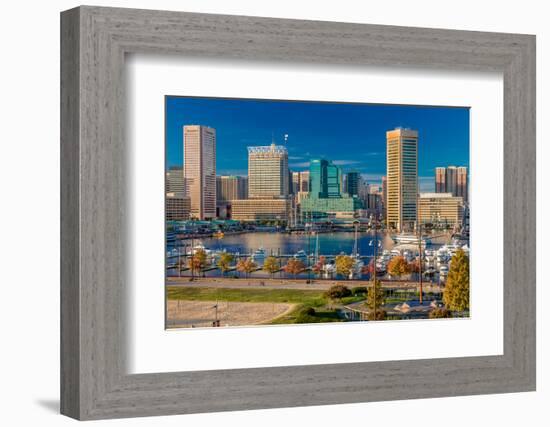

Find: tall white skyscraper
386;128;418;232
247;143;289;199
183;125;216;219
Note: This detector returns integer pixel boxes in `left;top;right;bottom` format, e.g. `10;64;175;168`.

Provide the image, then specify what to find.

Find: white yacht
251;247;266;264
322;262;335;277
393;233;431;246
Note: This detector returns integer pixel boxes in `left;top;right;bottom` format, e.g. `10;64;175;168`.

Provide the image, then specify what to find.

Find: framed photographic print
61;6;536;420
164;97;471;329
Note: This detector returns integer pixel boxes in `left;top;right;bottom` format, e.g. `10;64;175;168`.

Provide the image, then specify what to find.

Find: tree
362;259;375;277
366;278;386;320
408;258;421;274
176;257;187;275
311;255;326;275
263;256;280;278
189;248;208;276
368;309;387;321
387;256;410;278
236;257;257;278
325;285;352;300
335;255;355;278
217;252;234;276
284;258;306;278
429;307;452;319
443;249;470;312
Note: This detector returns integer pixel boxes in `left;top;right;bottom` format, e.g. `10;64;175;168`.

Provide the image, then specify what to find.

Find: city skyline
165;98;471;327
166;96;470;192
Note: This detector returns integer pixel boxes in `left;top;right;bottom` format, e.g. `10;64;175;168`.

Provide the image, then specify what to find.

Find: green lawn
166;286;368;325
166;286;328;307
269;306;343;324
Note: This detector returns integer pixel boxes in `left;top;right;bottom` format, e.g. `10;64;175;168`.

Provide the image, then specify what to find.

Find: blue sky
166;96;469;192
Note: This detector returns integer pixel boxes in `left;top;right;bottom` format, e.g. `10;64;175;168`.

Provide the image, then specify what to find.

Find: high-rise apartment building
435;167;446;193
456;166;468;203
216;175;248;202
248;144;289;199
183;125;216;220
435;166;468;203
386;128;418;232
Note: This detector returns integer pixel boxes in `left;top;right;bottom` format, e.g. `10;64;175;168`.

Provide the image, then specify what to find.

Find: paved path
166;277;443;293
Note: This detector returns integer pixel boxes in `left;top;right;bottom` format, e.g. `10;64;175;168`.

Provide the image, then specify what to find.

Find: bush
429;307;452;319
294;306;317;323
324;285;352;300
299;306;316;316
351;286;368;296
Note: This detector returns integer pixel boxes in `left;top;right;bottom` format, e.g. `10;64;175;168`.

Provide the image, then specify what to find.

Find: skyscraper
216;175;248;202
247;143;289;199
302;158;362;218
300;171;310;192
345;171;360;197
381;176;387;216
291;171;310;194
456;166;468;203
435;166;468;203
386;128;418;232
310;159;342;199
291;171;300;194
166;166;185;195
435;167;446;193
309;159;328;199
183;125;216;220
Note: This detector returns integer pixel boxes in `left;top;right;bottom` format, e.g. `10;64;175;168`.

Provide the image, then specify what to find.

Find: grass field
167;286;327;306
166;286;365;324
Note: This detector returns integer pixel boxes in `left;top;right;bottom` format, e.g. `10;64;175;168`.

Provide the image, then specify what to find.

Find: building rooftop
248;143;288;155
419;192;456;198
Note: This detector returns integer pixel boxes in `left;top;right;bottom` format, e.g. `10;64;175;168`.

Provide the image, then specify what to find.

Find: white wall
0;1;546;426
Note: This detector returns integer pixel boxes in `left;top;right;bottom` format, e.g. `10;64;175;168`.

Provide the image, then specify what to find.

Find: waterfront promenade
166;276;443;293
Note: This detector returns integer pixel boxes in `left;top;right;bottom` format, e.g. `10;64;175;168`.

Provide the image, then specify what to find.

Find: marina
166;229;466;282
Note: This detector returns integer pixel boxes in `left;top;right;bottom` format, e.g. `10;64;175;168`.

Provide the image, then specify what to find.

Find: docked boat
187;241;212;255
322;262;335;277
392;233;431;246
251;247;266;264
293;250;308;261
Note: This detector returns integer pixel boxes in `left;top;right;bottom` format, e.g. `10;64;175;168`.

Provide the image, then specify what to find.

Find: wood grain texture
60;6;536;420
60;7;80;419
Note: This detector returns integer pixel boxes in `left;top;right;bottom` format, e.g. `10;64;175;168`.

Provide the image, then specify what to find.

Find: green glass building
309;159;342;199
303;159;362;218
345;171;360;197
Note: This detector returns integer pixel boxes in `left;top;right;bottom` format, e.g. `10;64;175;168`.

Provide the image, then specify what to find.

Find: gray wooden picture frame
60;5;536;421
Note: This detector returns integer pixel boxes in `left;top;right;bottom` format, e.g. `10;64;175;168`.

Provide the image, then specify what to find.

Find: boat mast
315;232;320;262
353;222;359;257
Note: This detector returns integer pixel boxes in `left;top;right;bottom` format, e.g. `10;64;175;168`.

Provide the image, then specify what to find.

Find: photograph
165;96;471;328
